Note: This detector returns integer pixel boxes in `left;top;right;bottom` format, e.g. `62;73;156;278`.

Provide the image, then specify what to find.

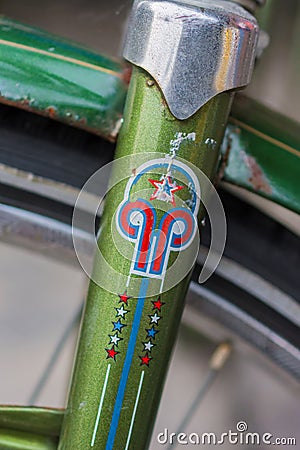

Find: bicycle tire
0;102;299;378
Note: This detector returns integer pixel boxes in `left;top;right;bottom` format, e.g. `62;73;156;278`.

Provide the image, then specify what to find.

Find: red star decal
148;176;183;206
118;291;131;305
152;297;165;311
105;346;119;361
139;353;152;367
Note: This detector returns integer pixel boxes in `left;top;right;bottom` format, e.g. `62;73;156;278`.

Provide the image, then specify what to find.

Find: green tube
0;429;57;450
58;67;233;449
0;17;127;141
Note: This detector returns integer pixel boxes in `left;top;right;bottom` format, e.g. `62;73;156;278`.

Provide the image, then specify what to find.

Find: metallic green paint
58;67;232;449
0;407;62;449
0;17;127;140
0;428;57;449
0;406;63;437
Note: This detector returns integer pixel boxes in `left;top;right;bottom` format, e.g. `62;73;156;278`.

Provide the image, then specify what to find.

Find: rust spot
122;64;132;86
161;97;167;107
244;154;272;194
20;98;31;106
0;96;113;141
222;138;231;168
46;106;57;118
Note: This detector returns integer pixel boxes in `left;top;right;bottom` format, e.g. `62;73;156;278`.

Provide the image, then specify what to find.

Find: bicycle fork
58;1;259;448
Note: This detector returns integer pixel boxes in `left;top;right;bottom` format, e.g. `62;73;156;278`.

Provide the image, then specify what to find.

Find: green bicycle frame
58;67;232;450
57;1;259;448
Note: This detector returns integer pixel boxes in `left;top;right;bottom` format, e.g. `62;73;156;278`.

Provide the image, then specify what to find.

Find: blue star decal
112;319;126;333
164;181;172;196
146;325;159;339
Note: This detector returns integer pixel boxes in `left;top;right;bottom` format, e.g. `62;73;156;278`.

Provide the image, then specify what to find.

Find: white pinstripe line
91;364;111;447
124;371;145;450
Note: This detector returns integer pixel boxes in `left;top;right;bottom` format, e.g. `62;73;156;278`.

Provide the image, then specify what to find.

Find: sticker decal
104;291;131;362
116;156;200;281
138;295;164;366
101;133;200;449
104;134;200;364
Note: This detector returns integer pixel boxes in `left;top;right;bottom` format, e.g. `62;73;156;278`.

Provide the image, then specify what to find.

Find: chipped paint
109;117;124;140
122;65;132;86
146;79;155;87
243;153;272;194
205;137;217;150
46;106;57;118
216;131;232;185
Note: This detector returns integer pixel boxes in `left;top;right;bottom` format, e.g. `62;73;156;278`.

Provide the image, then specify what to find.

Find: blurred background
0;1;299;449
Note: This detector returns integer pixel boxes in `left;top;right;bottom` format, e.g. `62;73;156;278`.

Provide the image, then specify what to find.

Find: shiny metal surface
0;203;93;266
123;0;259;119
187;283;300;379
197;251;300;328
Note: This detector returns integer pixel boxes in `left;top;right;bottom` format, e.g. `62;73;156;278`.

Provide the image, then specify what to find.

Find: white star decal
150;312;161;324
116;305;129;318
144;341;154;352
109;334;121;346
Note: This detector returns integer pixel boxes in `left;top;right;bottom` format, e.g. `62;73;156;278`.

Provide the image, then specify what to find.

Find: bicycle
0;0;294;450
